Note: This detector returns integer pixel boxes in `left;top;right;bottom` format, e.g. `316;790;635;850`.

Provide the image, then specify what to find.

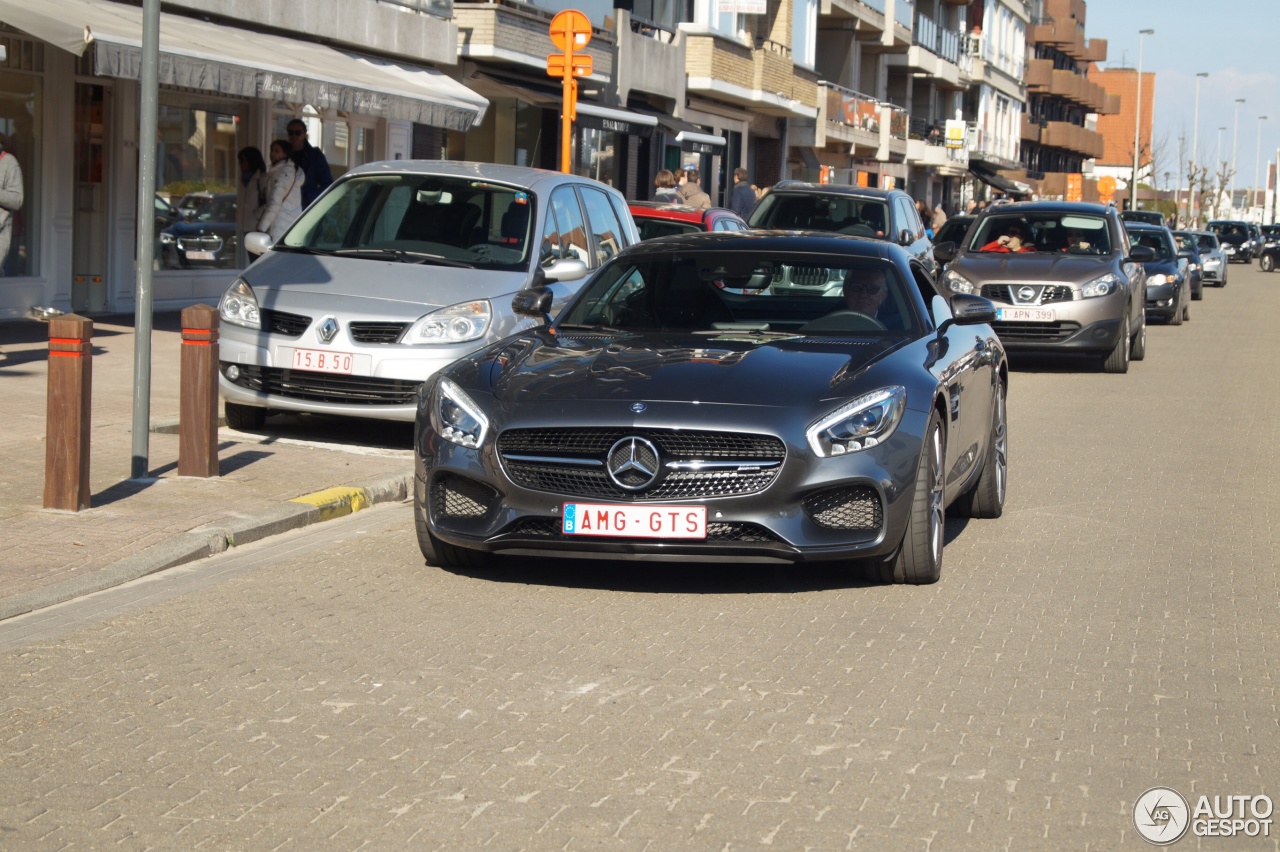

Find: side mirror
932;240;957;264
512;286;554;319
244;231;274;256
1128;245;1157;263
543;258;588;283
899;229;914;246
948;293;997;326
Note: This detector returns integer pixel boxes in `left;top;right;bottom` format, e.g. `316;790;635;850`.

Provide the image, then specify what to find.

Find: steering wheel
799;310;886;333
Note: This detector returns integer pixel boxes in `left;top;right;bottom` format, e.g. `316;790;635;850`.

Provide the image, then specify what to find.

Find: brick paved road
0;268;1276;849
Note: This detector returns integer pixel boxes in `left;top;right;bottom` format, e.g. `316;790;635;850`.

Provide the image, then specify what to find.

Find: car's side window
539;203;563;267
909;262;942;325
579;187;625;266
551;186;592;265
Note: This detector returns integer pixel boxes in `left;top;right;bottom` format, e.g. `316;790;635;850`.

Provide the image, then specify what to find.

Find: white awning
575;103;658;138
675;131;726;149
0;0;487;131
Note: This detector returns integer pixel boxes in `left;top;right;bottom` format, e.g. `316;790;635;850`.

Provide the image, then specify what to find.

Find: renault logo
606;437;660;491
318;317;339;343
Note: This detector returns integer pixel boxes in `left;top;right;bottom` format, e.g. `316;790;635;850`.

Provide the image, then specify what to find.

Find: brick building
1089;67;1156;198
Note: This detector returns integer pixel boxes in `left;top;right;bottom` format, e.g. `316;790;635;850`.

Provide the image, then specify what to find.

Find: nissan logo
606;437;660;491
1017;286;1037;303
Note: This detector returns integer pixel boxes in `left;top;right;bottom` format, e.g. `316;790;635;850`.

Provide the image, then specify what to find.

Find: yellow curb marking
291;486;371;522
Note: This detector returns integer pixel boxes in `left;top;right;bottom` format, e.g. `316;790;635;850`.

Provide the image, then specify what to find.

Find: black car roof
978;201;1111;214
614;229;899;260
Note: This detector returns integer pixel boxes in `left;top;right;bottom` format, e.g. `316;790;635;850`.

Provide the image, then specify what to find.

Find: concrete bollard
43;315;93;511
178;304;220;478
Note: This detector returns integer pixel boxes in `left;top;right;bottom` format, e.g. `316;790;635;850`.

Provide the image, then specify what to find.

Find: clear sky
1085;0;1280;190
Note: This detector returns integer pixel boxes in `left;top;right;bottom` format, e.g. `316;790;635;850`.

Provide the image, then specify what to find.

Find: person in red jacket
980;223;1034;252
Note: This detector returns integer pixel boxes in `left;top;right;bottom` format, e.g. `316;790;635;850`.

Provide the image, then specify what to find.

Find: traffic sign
547;53;593;78
549;10;591;52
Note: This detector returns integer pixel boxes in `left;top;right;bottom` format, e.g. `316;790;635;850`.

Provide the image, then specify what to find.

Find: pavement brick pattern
0;272;1276;848
0;314;411;603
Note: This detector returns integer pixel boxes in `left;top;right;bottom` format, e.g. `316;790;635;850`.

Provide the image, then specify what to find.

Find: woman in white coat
257;139;303;241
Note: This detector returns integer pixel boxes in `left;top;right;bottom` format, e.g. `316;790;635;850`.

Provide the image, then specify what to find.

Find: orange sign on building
1066;173;1083;202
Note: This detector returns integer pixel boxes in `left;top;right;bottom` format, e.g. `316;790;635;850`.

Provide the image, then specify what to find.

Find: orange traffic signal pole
548;10;592;174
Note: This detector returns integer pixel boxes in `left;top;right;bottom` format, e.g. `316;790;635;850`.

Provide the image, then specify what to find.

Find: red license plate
562;503;707;539
291;348;354;374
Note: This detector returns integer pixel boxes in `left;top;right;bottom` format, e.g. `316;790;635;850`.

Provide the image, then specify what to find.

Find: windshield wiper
273;245;337;255
332;248;475;268
556;323;629;334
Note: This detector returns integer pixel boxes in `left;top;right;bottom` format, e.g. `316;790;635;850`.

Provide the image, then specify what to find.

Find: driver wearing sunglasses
842;268;888;317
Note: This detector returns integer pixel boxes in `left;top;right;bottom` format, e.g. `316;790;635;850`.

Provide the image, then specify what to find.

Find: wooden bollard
178;304;220;477
43;314;93;511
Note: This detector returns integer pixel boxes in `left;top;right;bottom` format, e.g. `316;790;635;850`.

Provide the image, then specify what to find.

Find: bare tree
1185;159;1211;227
1209;161;1236;221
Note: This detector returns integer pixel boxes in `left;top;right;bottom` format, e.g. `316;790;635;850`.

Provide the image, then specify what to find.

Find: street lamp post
1254;115;1268;221
1191;72;1208;224
1131;29;1154;211
1231;98;1245;209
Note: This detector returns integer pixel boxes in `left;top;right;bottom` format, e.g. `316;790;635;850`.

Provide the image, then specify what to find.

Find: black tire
413;475;492;570
1182;297;1191;322
1192;278;1203;300
953;381;1007;520
1170;295;1184;326
1262;254;1275;273
1130;313;1147;361
224;401;266;430
1102;313;1131;373
867;411;945;585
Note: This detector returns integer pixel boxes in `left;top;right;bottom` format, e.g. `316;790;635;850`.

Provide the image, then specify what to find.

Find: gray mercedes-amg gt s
414;232;1009;584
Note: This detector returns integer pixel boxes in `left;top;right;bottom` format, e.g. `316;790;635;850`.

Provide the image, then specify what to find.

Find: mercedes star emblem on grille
318;317;339;343
606;437;660;491
631;402;647;413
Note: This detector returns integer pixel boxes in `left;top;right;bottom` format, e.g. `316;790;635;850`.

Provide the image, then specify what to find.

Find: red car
628;202;749;241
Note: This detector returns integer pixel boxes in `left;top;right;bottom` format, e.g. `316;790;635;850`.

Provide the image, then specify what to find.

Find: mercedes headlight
404;300;492;344
431;378;489;449
160;232;175;245
219;277;261;329
943;269;976;294
1146;273;1168;287
807;386;906;458
1081;272;1120;298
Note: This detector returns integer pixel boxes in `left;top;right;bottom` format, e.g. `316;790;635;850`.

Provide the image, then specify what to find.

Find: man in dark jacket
731;167;756;219
287;119;333;207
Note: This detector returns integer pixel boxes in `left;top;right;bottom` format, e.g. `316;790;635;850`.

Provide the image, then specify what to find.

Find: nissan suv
932;201;1154;373
748;182;937;276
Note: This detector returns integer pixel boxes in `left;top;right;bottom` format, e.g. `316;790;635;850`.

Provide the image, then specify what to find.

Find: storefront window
0;69;41;277
155;94;245;270
574;126;616;187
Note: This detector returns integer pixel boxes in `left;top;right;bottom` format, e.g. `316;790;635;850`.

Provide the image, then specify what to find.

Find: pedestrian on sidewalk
0;134;24;276
731;167;757;219
287;119;332;208
677;168;711;209
236;146;269;264
653;169;681;203
258;139;303;242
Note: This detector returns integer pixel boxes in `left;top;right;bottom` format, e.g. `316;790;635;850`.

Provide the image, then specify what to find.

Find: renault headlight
807;386;906;458
404;300;492;344
431;378;489;449
1081;272;1120;298
943;269;976;294
1146;273;1168;287
219;277;261;329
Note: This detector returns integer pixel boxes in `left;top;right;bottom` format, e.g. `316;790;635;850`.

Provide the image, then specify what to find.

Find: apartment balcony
685;32;817;117
1081;37;1107;63
456;1;615;81
1025;58;1052;89
905;117;968;173
898;13;965;88
1039;121;1104;160
814;81;882;155
965;34;1026;100
614;10;686;104
1021;114;1041;142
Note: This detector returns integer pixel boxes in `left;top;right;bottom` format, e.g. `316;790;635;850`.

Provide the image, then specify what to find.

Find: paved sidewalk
0;311;416;620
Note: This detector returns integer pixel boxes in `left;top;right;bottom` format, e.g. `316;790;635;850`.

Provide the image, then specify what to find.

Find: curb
0;472;413;622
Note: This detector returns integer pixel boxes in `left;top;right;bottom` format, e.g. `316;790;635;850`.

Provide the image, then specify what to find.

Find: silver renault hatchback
217;162;638;426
